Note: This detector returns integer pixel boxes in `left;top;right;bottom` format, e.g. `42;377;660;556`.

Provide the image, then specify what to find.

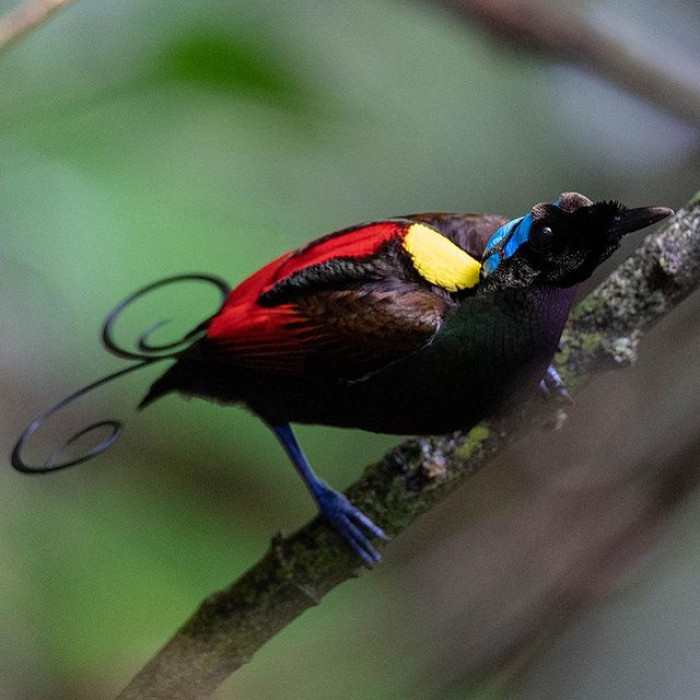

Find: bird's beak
608;206;674;238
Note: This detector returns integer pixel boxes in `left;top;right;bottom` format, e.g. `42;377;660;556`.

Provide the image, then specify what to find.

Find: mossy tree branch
116;194;700;700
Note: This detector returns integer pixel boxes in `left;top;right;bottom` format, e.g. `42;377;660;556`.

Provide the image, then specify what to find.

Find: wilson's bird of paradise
12;192;672;565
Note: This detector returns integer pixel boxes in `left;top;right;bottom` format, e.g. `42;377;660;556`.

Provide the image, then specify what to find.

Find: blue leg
539;365;572;402
270;423;388;566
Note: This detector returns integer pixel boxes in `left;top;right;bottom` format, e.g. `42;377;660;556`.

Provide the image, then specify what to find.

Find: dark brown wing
205;220;455;379
287;285;449;378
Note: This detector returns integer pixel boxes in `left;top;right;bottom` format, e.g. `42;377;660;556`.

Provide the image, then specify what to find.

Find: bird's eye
529;224;554;251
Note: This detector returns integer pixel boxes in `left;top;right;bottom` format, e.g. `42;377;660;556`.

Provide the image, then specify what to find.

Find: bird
12;192;672;566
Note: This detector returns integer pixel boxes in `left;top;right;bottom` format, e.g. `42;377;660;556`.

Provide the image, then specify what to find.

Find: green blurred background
1;0;699;698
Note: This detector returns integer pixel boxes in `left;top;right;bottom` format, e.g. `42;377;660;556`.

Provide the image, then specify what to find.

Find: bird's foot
539;365;572;403
314;485;388;567
539;365;571;431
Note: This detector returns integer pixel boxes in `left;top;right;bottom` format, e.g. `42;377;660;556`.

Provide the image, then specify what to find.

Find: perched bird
12;192;672;566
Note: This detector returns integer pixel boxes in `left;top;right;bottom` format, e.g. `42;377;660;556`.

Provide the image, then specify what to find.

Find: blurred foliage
163;31;306;103
0;0;698;699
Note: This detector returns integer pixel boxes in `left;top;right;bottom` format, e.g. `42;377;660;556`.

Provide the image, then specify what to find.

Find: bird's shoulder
400;212;507;260
203;215;504;378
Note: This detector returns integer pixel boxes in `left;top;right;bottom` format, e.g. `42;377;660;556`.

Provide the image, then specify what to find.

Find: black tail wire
11;273;230;474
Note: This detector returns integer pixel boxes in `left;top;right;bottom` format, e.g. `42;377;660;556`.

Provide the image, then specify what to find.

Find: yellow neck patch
402;223;481;292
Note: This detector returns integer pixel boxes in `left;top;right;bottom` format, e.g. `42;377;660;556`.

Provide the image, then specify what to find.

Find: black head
480;192;673;289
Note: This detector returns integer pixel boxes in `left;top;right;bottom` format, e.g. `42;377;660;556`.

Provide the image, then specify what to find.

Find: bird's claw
539;365;572;403
316;488;388;567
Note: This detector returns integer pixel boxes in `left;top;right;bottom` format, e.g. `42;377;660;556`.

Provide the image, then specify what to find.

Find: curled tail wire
11;273;230;474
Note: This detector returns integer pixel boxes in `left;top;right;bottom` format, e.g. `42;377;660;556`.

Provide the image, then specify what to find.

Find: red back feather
206;221;408;373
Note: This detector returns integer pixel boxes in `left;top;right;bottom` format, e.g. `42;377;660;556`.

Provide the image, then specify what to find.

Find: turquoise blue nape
481;211;537;277
483;199;565;277
503;213;533;259
482;253;501;276
483;216;522;256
